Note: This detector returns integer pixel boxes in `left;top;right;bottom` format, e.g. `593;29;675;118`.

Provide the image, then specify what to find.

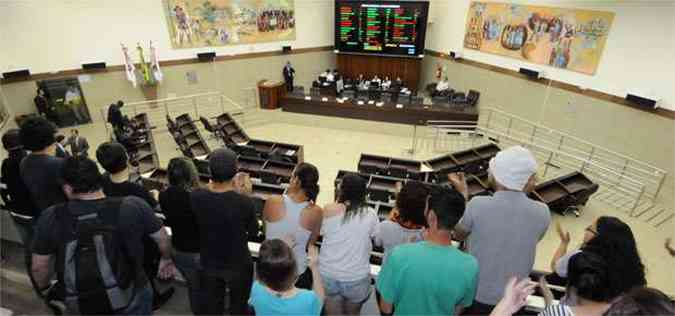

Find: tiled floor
2;109;673;314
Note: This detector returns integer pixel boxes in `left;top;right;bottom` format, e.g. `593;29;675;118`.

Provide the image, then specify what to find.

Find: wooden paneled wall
336;54;422;91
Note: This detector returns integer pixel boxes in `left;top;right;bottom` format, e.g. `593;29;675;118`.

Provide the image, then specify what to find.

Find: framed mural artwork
464;2;615;75
163;0;296;49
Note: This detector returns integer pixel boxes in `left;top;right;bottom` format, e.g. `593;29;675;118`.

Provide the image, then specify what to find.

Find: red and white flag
150;41;163;83
121;43;137;87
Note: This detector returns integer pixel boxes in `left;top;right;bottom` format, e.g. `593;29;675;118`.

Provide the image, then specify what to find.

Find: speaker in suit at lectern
257;79;286;109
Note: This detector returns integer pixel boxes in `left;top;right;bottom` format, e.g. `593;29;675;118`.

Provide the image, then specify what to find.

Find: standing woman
264;162;323;289
319;174;379;315
159;157;202;314
550;216;646;300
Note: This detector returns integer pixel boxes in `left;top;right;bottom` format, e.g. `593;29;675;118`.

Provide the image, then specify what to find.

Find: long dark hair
581;216;646;299
167;157;200;191
293;162;319;202
337;174;368;223
568;252;611;302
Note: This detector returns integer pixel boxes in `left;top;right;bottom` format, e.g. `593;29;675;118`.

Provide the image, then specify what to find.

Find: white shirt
318;206;379;281
327;73;335;82
382;80;391;89
436;81;449;91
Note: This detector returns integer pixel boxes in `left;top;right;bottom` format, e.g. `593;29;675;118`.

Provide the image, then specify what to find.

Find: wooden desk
281;95;478;126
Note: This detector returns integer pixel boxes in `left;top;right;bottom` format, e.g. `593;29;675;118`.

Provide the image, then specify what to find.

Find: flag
150;41;163;82
121;43;137;87
137;43;153;84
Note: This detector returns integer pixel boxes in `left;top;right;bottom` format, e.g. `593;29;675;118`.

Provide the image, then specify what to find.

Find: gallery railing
99;92;247;133
425;106;668;211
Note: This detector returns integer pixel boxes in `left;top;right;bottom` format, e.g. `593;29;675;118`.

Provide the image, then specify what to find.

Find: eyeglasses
585;225;598;235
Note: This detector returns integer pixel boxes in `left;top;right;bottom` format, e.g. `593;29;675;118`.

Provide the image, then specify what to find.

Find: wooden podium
257;79;286;109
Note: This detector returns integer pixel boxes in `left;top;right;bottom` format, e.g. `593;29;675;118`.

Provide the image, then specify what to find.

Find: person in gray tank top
264;162;323;289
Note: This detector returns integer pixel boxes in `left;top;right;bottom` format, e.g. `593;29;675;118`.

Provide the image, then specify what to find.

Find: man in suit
54;134;69;158
66;128;89;157
282;61;296;92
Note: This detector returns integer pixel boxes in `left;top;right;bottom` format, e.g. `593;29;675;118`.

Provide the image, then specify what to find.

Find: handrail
425;120;650;210
428;107;669;201
481;107;667;173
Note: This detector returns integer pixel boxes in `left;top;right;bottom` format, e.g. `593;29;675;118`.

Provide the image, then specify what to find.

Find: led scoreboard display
335;1;429;58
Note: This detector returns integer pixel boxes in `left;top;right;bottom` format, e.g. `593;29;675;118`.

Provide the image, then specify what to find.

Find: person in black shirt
31;156;172;315
96;141;174;310
159;157;202;314
192;148;257;316
107;100;125;132
19;116;66;216
1;129;38;252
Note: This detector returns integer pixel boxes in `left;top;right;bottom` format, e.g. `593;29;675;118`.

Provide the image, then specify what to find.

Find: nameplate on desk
337;99;344;104
304;96;311;100
376;102;384;107
396;104;403;109
321;97;328;102
368;100;375;105
357;101;365;105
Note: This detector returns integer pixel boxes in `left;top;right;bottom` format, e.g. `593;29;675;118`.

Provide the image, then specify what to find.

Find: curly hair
581;216;646;299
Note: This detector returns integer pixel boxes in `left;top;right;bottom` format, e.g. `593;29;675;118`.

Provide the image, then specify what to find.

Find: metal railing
99;92;247;134
424;107;668;210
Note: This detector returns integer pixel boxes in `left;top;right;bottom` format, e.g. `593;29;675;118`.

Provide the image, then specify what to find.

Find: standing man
19;117;67;215
31;156;172;315
54;135;69;158
452;146;551;315
283;61;296;92
95;142;175;310
1;129;37;245
377;187;478;315
67;129;89;157
107;100;125;132
191;148;257;315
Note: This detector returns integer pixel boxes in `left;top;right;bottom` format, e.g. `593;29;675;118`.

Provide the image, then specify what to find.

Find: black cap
209;148;238;182
2;129;22;150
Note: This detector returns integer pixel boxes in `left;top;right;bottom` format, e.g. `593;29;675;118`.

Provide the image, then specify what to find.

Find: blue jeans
119;284;153;315
322;275;372;304
173;250;201;314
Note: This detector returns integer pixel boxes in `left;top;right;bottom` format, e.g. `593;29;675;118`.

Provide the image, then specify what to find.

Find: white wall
0;0;334;73
426;0;675;110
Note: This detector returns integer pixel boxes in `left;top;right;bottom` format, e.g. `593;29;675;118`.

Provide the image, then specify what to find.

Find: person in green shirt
376;186;479;316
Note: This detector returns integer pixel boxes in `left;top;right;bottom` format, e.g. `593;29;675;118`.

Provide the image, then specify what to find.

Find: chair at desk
381;92;393;103
467;90;480;107
410;96;424;105
451;92;468;104
398;93;411;105
368;89;382;100
199;116;225;142
310;87;321;97
387;166;409;179
232;144;261;159
166;115;176;132
267;148;295;164
292;86;305;96
342;90;355;99
312;80;321;88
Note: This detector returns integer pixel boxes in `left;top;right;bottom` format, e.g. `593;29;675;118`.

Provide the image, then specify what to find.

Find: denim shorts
322;275;372;304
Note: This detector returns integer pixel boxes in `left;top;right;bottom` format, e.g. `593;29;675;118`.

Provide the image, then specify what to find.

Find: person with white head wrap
447;146;551;314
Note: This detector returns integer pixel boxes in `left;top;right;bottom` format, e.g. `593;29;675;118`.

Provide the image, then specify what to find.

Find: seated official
395;77;403;87
433;77;450;97
372;75;382;86
319;69;330;81
356;74;365;85
382;77;392;90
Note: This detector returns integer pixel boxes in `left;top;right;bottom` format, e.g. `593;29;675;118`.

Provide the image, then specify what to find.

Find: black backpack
56;198;136;314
